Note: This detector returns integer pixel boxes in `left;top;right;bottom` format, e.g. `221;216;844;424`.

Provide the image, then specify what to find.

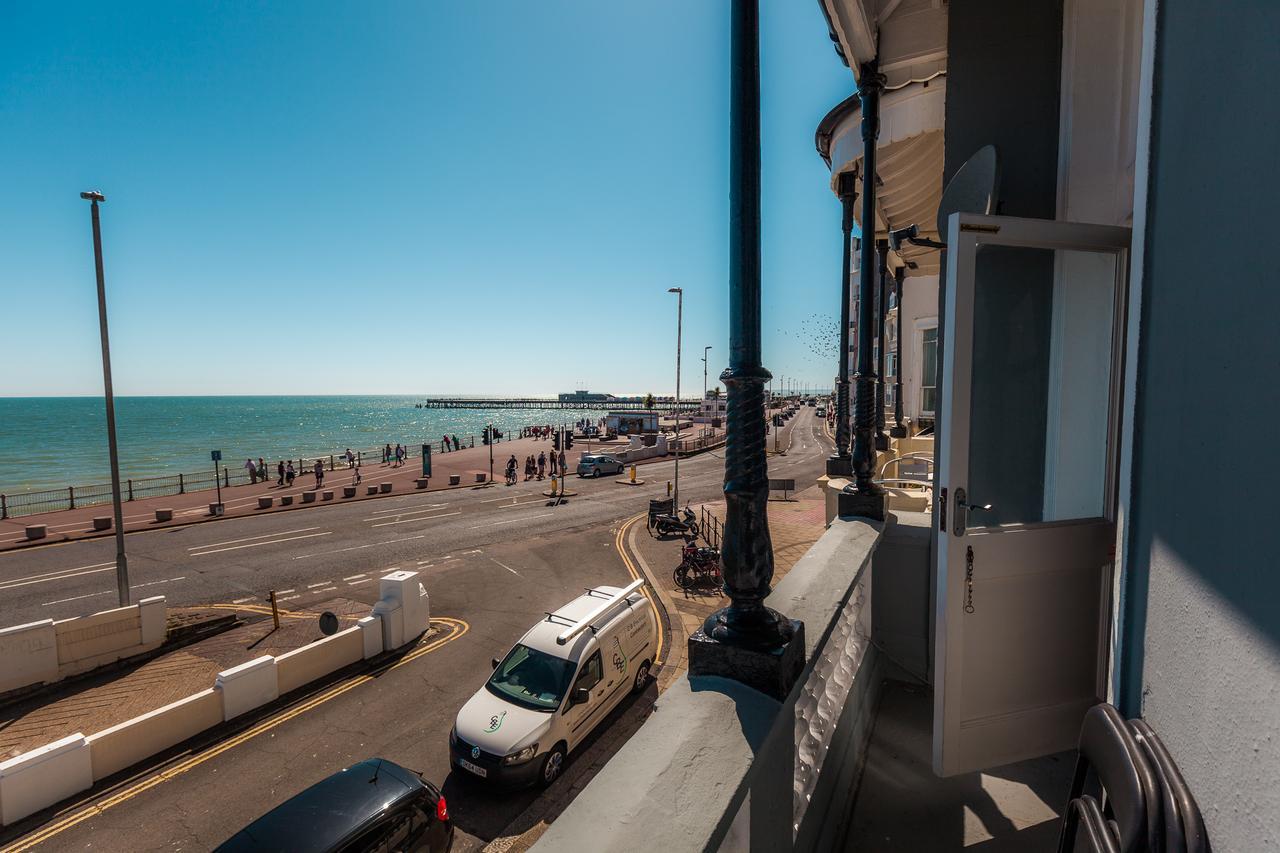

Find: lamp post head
667;287;682;294
80;191;106;203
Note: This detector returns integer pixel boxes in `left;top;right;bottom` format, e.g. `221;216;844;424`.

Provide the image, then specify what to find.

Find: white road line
187;527;320;550
499;499;547;509
313;586;338;594
306;581;332;588
342;574;366;581
479;493;538;503
461;549;482;554
0;566;117;591
370;511;461;528
367;502;446;516
134;576;185;589
490;558;521;577
362;506;449;522
348;578;373;585
232;596;254;604
189;531;331;556
42;590;112;606
0;560;116;585
467;512;553;529
291;534;426;560
280;594;301;601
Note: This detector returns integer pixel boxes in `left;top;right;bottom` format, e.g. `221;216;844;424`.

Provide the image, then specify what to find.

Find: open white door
933;213;1130;776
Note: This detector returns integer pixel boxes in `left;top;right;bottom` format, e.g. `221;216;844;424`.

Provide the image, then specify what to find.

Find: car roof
520;585;637;660
215;758;426;852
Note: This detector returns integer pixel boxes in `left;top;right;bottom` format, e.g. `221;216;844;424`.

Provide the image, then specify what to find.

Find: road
0;408;832;852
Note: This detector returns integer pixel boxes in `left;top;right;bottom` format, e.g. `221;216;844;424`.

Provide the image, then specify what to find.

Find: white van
449;579;657;788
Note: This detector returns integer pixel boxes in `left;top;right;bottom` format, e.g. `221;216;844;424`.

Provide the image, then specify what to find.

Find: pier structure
418;397;701;411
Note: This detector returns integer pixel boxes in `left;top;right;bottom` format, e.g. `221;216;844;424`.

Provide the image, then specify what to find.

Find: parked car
576;453;624;478
215;758;453;853
450;580;657;788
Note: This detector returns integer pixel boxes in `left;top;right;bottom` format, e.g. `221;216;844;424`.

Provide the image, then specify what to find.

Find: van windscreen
486;644;576;711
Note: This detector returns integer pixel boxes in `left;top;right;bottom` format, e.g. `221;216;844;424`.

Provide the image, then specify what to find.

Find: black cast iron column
704;0;793;652
890;264;907;438
843;61;886;520
875;239;889;451
827;171;858;476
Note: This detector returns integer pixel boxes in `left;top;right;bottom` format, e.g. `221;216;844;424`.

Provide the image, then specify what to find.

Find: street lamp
702;345;713;442
668;287;683;509
81;190;130;606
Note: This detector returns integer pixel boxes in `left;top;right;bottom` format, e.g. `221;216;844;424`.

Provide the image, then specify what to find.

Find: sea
0;396;614;495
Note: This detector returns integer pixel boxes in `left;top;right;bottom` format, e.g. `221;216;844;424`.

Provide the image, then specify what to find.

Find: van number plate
457;758;487;778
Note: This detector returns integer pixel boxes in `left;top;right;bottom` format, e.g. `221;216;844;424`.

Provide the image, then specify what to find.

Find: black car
215;758;453;853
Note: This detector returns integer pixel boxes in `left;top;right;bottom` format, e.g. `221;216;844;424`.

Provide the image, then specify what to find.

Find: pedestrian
383;444;392;465
314;459;325;488
549;450;558;476
285;461;295;487
245;457;257;484
277;460;285;486
258;458;267;484
452;435;460;452
538;452;546;479
345;448;354;468
506;454;518;485
354;462;362;485
442;435;451;452
559;449;566;477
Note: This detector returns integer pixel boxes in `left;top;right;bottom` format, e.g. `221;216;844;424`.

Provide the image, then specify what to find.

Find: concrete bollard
448;474;461;486
154;509;174;523
379;482;392;494
92;516;112;531
415;477;430;489
257;497;273;510
25;524;47;541
301;491;316;503
280;495;293;506
322;490;334;501
475;473;486;483
343;486;357;498
366;485;378;496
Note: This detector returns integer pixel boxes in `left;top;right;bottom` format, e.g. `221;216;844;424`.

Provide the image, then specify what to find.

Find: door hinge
939;487;948;532
960;223;1001;234
964;546;976;614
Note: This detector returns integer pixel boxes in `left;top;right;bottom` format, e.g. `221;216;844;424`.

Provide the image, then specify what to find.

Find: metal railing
699;505;724;550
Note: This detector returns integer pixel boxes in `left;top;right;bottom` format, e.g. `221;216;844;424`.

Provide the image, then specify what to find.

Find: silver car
577;454;624;478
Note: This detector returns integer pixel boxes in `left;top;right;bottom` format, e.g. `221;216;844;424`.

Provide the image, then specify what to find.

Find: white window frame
915;316;939;418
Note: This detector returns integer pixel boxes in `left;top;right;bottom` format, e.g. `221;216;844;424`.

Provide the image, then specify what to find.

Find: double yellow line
3;617;469;853
614;514;664;668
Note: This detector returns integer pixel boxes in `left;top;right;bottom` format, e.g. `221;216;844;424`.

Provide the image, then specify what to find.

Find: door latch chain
964;546;975;614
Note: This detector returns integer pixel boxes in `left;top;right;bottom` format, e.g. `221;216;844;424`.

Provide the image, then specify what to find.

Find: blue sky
0;2;853;397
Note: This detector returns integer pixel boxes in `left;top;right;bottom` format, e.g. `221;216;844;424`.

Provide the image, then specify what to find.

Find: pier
417;397;701;411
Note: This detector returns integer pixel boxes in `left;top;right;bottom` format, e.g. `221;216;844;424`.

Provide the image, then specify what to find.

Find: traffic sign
210;450;222;462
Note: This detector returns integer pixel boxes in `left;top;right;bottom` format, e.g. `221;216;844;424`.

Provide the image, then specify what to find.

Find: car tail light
437;795;449;822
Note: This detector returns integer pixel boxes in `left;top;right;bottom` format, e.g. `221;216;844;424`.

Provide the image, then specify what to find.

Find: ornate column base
889;425;908;439
826;455;853;477
837;487;887;522
689;611;806;701
875;434;889;452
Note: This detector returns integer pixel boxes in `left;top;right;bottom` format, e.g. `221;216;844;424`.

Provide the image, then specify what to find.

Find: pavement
0;408;828;852
0;426;724;553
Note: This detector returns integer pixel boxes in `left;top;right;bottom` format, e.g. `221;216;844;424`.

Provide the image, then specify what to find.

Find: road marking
479;493;538;503
313;587;338;594
370;511;461;528
0;559;115;580
280;594;300;601
306;581;331;588
276;588;295;594
366;502;446;516
189;531;331;556
489;557;521;577
232;597;254;604
2;618;469;853
467;512;552;529
342;574;366;581
498;499;547;509
291;534;426;559
41;576;186;607
0;566;117;591
187;527;321;550
617;514;665;668
347;578;372;585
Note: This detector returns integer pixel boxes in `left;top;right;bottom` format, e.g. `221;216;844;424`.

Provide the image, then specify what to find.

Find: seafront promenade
0;427;723;551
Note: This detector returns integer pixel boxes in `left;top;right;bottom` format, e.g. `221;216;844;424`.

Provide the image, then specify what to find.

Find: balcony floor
844;680;1074;851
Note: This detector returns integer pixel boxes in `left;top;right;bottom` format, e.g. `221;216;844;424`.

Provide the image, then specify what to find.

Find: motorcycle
650;505;700;539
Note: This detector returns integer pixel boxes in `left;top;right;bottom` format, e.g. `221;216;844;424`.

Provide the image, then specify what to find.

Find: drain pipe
875;238;889;451
890;264;908;438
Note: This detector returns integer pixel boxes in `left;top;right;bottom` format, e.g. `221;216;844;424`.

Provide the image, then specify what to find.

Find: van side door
562;651;604;750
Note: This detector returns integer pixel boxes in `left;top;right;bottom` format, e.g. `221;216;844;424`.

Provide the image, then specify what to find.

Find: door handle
953;487;995;536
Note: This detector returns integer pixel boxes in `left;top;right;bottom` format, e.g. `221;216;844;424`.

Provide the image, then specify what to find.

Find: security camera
888;224;919;251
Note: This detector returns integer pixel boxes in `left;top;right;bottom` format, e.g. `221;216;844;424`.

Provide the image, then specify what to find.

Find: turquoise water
0;397;612;494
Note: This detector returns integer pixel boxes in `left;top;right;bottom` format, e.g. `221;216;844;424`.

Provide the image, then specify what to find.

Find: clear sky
0;2;854;398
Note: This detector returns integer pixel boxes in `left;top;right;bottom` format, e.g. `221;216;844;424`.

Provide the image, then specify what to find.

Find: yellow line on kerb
615;513;664;667
2;617;469;853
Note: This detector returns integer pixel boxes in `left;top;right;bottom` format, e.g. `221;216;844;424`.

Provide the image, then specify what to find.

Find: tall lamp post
702;345;713;441
828;170;858;476
668;287;683;509
81;191;130;606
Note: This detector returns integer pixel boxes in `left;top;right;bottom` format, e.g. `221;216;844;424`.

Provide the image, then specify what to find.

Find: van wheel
632;660;651;694
539;743;566;787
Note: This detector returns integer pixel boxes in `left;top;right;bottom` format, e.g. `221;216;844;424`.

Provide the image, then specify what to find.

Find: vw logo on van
470;746;480;759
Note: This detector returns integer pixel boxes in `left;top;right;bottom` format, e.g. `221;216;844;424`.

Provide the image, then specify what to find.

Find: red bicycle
673;537;722;591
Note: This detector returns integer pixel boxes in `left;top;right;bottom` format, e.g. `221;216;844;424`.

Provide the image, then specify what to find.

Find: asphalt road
0;408;834;852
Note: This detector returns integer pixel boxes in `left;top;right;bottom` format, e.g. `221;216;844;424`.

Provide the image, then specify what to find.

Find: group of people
242;457;327;489
383;443;408;467
441;434;463;452
505;449;568;485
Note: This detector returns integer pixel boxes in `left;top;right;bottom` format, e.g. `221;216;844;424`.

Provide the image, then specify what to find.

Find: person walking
549;449;558;476
383;444;391;465
537;452;546;480
285;461;295;487
451;435;460;452
345;448;354;468
558;449;566;478
258;458;267;484
276;460;285;487
314;459;325;488
442;435;451;453
245;457;257;485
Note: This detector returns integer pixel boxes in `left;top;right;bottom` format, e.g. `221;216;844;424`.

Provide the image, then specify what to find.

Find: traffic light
482;427;491;446
553;431;561;450
565;432;574;450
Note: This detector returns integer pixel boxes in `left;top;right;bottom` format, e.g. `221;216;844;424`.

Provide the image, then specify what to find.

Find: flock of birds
770;312;841;386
